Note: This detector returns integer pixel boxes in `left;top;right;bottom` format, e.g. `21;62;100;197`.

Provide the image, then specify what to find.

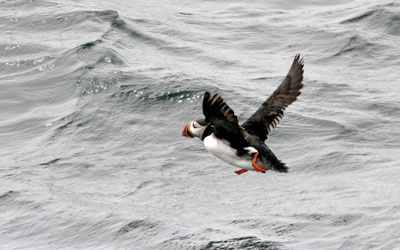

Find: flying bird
182;54;304;174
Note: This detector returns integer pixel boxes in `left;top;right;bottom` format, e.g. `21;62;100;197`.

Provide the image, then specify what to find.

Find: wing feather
241;54;304;141
203;92;248;149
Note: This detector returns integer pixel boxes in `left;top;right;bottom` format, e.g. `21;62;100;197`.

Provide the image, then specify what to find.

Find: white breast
203;134;256;170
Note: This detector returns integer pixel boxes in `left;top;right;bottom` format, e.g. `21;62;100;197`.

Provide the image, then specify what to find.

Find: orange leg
235;169;248;175
252;152;266;173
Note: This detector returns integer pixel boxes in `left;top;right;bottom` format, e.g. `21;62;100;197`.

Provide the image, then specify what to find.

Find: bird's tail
274;160;289;173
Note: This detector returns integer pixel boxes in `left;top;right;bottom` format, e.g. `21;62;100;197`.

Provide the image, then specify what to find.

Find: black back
202;92;249;152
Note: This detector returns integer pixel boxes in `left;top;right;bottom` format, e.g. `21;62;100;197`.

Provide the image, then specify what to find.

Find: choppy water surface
1;0;400;249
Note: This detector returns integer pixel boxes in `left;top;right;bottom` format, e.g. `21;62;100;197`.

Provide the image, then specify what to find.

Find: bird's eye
192;123;198;128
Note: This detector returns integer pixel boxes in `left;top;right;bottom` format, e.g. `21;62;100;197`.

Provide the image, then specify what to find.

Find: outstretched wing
241;54;304;141
203;92;248;149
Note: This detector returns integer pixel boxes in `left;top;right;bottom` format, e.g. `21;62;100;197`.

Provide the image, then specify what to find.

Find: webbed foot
252;152;266;173
235;169;248;175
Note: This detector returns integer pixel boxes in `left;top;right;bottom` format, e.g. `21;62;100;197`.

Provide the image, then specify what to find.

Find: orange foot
235;169;248;175
252;152;266;173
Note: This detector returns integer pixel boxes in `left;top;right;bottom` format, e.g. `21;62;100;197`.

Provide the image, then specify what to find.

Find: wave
332;35;380;57
201;236;281;250
0;0;57;8
0;190;18;202
341;4;400;35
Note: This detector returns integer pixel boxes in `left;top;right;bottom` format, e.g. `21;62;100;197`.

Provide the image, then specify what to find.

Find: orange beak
182;122;194;138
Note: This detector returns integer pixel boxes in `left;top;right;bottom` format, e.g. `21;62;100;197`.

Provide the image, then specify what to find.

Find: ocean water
1;0;400;249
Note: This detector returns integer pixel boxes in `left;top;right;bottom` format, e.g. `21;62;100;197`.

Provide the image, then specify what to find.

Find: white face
189;120;207;138
182;120;207;139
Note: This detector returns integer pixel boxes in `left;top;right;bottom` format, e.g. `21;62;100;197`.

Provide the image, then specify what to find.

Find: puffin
182;54;304;174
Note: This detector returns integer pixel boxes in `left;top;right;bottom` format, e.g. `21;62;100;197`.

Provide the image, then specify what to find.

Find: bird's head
182;118;208;139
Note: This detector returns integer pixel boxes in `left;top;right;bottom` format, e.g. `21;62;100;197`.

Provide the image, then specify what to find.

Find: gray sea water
1;0;400;249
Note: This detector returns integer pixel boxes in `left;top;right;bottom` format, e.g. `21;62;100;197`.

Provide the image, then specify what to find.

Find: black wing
241;54;304;141
203;92;248;150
